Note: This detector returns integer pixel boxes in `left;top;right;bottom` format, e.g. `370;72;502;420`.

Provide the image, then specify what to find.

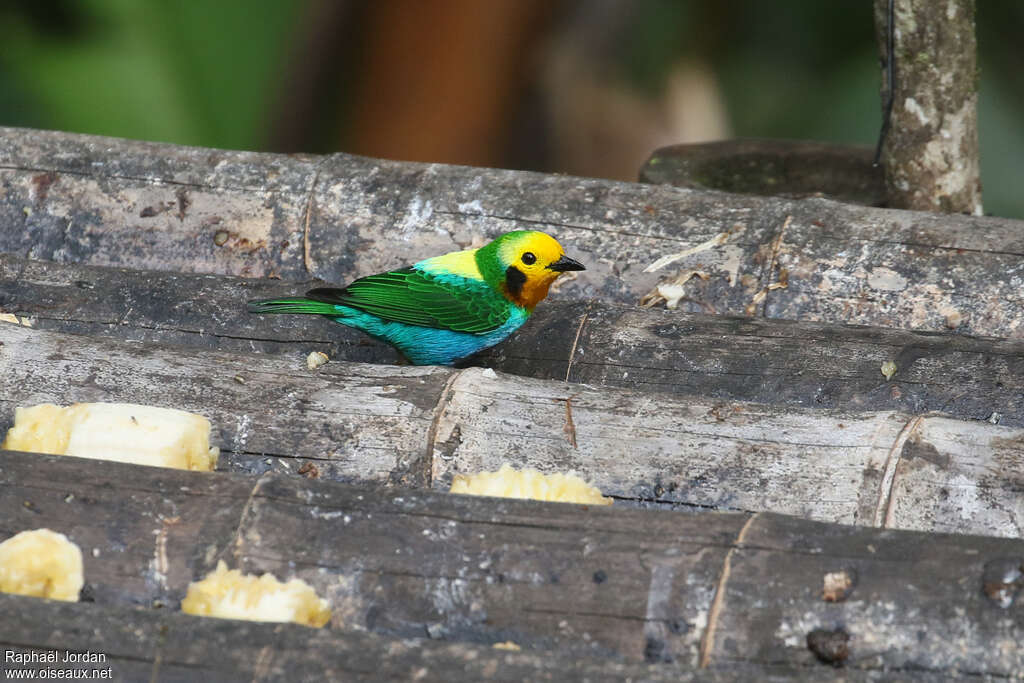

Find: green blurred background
1;0;1021;217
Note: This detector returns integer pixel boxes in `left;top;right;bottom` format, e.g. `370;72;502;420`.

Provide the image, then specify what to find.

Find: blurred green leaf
0;0;301;149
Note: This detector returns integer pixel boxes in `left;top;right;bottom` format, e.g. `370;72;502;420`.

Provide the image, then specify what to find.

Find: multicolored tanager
248;230;585;365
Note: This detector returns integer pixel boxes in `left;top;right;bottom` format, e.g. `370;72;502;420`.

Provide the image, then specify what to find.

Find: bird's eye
522;252;536;265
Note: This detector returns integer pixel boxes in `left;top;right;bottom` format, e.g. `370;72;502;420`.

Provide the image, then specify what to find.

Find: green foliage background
1;1;1020;217
0;0;298;150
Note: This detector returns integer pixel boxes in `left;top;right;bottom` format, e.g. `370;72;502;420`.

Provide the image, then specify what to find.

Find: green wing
306;267;510;333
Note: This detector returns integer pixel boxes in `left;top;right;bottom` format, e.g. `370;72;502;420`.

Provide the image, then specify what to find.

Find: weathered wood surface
1;451;1022;677
3;253;1022;427
0;319;447;486
638;139;886;206
2;127;1024;338
430;367;1024;538
2;322;1023;538
0;595;702;683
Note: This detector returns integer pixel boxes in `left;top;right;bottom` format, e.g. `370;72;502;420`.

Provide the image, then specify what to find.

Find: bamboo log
0;318;447;486
3;253;1021;427
4;254;1019;428
1;451;1021;676
2;127;1023;337
1;322;1022;538
0;594;720;683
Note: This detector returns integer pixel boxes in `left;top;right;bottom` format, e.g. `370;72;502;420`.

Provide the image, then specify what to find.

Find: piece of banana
450;463;612;505
181;561;331;627
2;403;218;471
0;529;84;601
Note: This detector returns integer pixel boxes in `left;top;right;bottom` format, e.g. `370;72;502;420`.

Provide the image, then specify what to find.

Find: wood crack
432;209;695;244
562;394;579;449
699;511;761;668
564;300;593;382
222;473;272;564
828;234;1024;260
422;369;465;489
747;214;791;317
302;156;328;276
148;619;166;683
0;162;271;194
873;414;925;528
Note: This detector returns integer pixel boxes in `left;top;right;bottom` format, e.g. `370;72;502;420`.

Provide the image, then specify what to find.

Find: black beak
547;254;586;272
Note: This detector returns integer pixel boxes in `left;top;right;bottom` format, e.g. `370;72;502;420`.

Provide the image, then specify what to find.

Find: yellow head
476;230;585;310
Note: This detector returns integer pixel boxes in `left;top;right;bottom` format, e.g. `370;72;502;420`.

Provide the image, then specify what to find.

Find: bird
247;230;585;365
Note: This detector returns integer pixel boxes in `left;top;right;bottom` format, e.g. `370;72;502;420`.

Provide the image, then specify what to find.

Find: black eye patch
522;252;536;265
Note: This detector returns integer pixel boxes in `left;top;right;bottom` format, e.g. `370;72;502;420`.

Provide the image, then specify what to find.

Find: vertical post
873;0;982;215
